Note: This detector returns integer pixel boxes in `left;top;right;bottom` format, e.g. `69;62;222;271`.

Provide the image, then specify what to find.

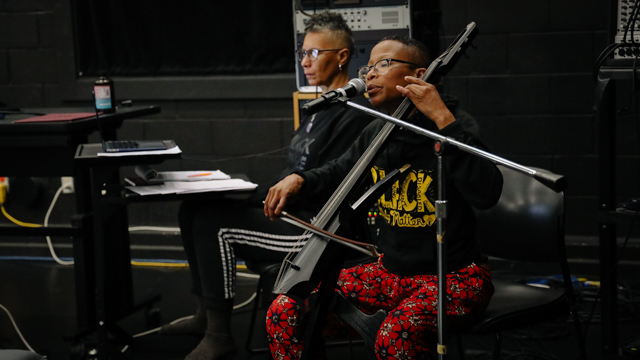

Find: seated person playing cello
264;36;504;360
158;12;373;360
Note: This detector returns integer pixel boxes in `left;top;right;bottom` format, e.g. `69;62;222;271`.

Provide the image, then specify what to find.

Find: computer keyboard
111;141;139;149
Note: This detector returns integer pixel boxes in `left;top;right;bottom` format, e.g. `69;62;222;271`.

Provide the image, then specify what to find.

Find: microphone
301;78;367;115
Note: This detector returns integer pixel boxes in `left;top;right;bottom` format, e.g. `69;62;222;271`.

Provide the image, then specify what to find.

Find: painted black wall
0;0;630;239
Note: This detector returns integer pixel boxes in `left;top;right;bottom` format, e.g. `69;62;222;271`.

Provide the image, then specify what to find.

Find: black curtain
74;0;296;76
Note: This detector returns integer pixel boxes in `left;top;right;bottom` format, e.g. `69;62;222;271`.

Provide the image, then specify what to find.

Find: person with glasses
158;11;373;360
264;36;503;360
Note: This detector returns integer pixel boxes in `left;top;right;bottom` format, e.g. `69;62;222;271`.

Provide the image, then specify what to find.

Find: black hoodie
249;98;373;214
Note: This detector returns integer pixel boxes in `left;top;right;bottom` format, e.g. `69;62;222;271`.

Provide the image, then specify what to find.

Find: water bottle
94;76;115;114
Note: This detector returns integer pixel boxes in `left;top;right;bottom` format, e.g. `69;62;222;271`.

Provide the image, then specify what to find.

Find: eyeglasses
358;58;420;80
296;48;343;62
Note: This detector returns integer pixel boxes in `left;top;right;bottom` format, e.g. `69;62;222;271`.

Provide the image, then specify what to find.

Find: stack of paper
97;146;182;157
134;165;230;183
126;178;258;196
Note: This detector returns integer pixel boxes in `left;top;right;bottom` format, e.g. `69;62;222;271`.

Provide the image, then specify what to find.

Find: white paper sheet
126;178;258;196
98;146;182;157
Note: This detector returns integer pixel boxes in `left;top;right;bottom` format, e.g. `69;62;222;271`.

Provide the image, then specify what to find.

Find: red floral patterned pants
266;257;494;360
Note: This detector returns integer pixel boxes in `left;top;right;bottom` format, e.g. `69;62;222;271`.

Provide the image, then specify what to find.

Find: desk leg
72;165;95;331
89;166;134;360
91;166;111;360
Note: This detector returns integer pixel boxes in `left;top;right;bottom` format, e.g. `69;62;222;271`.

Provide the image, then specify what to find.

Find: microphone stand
339;98;567;191
336;97;566;359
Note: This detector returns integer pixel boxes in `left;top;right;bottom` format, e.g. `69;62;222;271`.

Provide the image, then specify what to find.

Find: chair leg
493;332;501;360
245;274;264;354
570;308;588;360
455;333;465;360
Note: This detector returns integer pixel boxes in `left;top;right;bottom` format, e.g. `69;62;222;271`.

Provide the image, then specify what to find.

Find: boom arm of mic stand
339;99;567;192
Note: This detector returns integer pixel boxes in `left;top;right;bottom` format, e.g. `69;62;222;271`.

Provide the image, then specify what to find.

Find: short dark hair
304;11;354;58
379;35;431;68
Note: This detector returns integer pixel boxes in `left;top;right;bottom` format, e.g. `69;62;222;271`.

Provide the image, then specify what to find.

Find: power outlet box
0;177;8;191
61;177;74;194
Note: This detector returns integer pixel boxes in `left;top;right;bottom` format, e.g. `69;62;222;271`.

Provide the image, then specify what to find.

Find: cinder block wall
0;0;631;240
441;0;614;237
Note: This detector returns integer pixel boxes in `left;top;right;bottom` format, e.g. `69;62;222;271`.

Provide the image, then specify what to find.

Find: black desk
74;143;254;360
0;106;160;176
0;106;161;331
